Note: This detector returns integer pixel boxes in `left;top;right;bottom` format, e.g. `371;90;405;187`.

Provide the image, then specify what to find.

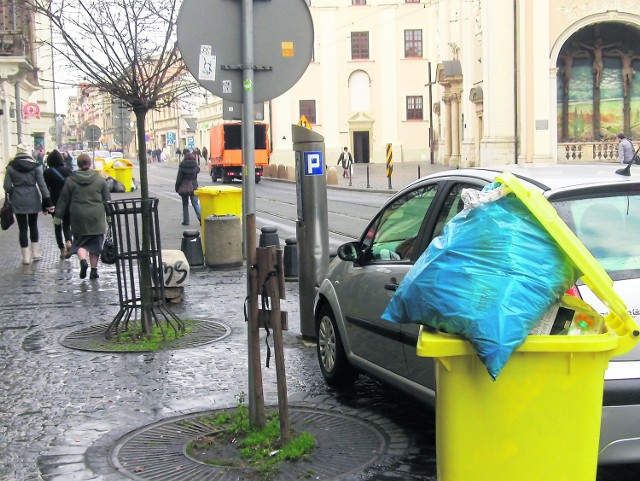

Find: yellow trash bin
112;159;134;192
102;160;116;179
194;185;242;252
416;172;639;481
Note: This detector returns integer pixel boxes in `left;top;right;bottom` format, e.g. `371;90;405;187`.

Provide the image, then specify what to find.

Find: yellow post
386;143;393;189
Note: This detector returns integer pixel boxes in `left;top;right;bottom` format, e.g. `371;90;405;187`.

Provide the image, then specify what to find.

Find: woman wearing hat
43;149;73;258
3;143;55;264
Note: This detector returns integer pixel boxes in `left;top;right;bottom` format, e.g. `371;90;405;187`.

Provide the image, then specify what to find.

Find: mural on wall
557;23;640;141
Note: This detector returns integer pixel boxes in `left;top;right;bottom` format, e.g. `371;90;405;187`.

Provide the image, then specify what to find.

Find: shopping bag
1;194;14;231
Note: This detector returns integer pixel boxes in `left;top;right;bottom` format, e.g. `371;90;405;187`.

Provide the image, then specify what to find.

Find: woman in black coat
175;153;201;225
43;150;73;258
3;143;54;265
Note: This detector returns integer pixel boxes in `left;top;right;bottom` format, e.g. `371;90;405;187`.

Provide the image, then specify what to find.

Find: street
0;163;638;480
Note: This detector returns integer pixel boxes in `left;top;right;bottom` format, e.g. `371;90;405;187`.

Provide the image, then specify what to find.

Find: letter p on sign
304;151;323;176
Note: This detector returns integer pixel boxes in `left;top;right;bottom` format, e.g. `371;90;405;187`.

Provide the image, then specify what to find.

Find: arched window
349;70;371;112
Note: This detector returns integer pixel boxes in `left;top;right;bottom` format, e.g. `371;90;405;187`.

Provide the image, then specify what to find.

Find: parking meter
292;125;329;339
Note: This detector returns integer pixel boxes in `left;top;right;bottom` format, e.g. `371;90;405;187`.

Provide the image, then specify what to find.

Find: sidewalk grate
58;319;231;352
110;406;394;481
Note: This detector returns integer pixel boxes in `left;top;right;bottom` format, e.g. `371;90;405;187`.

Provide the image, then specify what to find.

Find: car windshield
553;192;640;281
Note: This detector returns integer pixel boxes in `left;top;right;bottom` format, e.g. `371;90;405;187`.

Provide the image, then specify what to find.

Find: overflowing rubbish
383;181;580;379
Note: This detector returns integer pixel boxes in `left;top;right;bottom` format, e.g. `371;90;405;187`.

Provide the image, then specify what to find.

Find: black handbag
100;225;118;264
0;194;14;231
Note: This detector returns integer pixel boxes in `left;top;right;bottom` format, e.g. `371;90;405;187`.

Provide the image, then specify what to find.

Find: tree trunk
134;108;154;335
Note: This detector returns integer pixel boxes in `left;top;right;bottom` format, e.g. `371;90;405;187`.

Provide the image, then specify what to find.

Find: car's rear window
552;193;640;281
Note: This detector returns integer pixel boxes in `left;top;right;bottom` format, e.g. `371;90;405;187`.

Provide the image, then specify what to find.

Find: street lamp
425;61;435;165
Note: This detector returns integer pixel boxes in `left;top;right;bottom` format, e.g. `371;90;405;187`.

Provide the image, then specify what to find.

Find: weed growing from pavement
186;392;316;480
104;320;193;351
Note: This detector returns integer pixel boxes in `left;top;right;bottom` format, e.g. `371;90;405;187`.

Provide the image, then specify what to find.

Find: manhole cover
59;319;230;352
110;406;395;480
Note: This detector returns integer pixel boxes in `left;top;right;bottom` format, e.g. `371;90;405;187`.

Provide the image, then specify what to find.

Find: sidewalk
0;183;430;480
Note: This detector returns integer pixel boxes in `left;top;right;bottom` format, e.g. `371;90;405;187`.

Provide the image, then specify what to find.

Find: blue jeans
181;194;201;224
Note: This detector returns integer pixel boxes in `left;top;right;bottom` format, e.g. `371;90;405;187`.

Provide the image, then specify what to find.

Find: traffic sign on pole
177;0;313;103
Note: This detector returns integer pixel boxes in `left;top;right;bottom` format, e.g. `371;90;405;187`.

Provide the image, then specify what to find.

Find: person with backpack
337;146;353;178
43;150;73;258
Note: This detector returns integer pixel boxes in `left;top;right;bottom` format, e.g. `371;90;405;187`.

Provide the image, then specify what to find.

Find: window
405;0;420;3
299;100;316;124
351;32;369;60
406;96;423;120
352;0;366;4
432;183;483;239
365;184;438;261
404;29;423;58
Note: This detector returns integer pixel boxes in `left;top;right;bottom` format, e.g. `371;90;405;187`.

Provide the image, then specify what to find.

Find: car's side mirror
337;241;362;262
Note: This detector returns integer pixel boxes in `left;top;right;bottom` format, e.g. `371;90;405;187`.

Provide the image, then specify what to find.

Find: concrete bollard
286;165;296;180
160;249;190;303
283;237;298;281
277;164;287;179
259;225;280;248
204;215;243;268
326;166;338;185
268;164;278;178
180;229;204;266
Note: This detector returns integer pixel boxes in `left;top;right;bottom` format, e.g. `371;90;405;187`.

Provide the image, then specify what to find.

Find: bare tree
31;0;199;336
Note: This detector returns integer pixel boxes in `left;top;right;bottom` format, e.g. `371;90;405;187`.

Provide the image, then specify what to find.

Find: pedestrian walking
202;146;208;163
43;150;73;259
62;151;74;170
54;153;111;280
175;152;201;226
194;147;201;166
3;143;55;264
617;133;636;164
337;146;353;178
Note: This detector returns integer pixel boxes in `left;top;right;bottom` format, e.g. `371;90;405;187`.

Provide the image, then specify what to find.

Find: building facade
264;0;640;167
0;1;56;181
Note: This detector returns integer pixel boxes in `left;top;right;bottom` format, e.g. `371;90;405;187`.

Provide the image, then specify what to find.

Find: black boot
90;268;99;279
79;259;88;279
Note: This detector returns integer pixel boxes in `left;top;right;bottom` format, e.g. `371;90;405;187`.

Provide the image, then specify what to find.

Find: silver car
314;165;640;465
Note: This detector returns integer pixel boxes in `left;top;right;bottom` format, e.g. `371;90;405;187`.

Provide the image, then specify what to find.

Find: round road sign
177;0;313;103
84;125;102;141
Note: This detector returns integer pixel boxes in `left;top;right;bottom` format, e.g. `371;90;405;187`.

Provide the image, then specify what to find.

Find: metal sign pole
242;0;264;429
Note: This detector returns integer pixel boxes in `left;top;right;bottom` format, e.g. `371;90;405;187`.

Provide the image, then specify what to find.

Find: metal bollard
259;225;281;248
283;237;298;281
180;229;204;266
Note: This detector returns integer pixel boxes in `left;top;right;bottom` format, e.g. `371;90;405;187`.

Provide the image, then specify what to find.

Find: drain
111;406;393;480
59;319;230;352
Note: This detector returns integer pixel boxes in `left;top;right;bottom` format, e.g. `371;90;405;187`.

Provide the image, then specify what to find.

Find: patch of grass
186;393;316;480
108;320;194;351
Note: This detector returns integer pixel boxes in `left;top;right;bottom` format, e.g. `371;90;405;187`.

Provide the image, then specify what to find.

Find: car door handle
385;277;399;291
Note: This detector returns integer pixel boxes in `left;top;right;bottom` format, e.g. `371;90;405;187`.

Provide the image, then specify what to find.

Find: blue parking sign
304;151;323;176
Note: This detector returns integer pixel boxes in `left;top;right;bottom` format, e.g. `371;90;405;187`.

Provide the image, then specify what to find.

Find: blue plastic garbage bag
382;184;580;379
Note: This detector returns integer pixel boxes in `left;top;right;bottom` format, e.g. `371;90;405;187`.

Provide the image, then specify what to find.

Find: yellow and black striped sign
298;115;312;130
386;143;393;177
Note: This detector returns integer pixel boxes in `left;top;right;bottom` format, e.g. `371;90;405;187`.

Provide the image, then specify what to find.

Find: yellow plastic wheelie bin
112;159;134;192
102;160;116;179
194;185;242;252
416;172;639;481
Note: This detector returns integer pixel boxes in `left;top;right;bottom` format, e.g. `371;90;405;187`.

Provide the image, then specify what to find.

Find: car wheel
210;169;217;182
255;176;261;184
316;304;358;387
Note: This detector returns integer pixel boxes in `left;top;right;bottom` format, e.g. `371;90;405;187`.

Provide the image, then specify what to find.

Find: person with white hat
3;143;55;264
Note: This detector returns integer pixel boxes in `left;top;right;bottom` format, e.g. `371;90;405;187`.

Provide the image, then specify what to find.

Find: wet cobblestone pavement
0;201;439;481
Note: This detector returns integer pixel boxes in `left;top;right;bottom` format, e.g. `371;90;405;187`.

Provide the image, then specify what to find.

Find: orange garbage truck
208;122;270;184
